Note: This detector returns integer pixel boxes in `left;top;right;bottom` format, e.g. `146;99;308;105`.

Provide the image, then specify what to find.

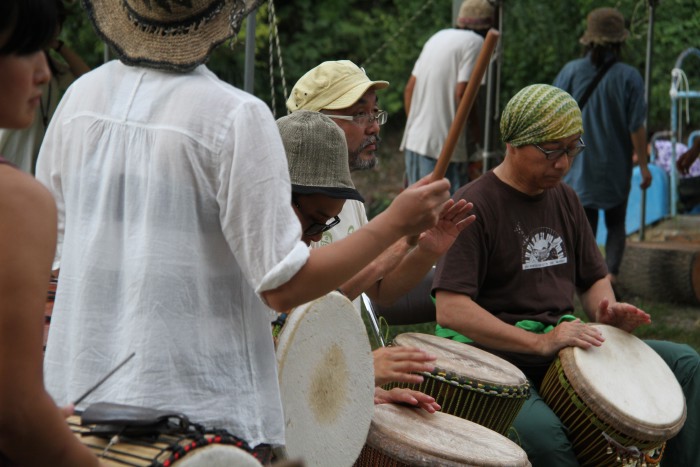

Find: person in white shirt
401;0;494;194
36;0;451;459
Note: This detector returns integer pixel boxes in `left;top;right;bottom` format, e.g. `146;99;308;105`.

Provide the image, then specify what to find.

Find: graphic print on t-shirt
521;227;568;270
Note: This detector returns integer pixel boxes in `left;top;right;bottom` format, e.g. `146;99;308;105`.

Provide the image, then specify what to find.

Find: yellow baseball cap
286;60;389;112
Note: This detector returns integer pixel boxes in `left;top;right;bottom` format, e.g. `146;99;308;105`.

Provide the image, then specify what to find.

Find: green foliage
60;0;700;136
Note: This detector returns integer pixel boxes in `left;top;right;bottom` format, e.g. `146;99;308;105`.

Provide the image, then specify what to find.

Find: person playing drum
277;109;469;413
35;0;453;462
433;84;700;467
287;60;476;388
0;0;100;464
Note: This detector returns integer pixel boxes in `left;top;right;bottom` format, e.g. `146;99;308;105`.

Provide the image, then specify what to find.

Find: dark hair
0;0;58;56
585;43;622;69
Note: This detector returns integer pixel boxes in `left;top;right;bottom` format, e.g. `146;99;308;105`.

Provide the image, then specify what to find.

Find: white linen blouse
36;60;308;447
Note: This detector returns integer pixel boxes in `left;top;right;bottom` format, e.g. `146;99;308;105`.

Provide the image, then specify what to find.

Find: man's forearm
367;243;439;306
339;238;412;301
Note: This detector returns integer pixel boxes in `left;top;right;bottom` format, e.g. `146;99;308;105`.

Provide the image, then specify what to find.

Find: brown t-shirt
434;170;607;382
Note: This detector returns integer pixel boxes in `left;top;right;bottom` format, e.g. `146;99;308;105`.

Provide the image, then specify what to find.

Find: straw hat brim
322;80;390;111
83;0;253;72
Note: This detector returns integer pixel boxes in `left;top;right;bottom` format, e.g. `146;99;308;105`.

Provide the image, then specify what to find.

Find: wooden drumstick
431;28;500;182
73;352;136;406
407;29;500;246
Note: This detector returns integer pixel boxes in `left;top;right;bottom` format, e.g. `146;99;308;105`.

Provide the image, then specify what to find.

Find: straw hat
277;110;364;202
286;60;389;112
82;0;263;72
457;0;494;30
579;7;629;46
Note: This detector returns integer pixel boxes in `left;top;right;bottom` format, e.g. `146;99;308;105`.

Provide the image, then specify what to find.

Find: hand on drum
595;298;651;333
541;318;604;356
417;199;476;256
373;387;441;413
373;346;436;387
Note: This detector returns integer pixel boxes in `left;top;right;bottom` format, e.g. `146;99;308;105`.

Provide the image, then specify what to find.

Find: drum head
176;445;262;467
365;404;531;467
393;333;527;387
276;292;374;467
561;324;686;440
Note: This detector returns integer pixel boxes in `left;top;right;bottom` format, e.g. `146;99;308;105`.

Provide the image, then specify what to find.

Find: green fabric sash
435;315;578;343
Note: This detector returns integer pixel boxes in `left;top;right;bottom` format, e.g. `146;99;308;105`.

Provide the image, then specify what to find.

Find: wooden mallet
431;28;500;182
407;28;500;246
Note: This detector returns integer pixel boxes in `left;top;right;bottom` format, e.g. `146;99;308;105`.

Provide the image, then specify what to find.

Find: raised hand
373;345;436;387
417;199;475;255
384;175;451;237
595;298;651;333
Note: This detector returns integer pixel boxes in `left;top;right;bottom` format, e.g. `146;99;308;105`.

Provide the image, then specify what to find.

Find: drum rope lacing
420;368;530;398
542;358;667;467
71;418;263;467
602;432;665;467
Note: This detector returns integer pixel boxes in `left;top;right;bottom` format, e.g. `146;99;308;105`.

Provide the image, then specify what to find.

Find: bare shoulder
0;166;57;255
0;165;56;227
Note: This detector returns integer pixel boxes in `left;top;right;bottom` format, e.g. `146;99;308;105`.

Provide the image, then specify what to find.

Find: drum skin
355;404;531;467
67;415;262;466
276;292;374;467
541;324;687;466
388;333;529;435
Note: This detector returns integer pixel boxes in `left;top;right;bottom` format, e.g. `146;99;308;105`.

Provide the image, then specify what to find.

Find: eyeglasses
325;110;388;127
533;137;586;160
292;199;341;236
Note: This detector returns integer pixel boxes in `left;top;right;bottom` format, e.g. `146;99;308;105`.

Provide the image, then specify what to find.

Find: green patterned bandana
500;84;583;147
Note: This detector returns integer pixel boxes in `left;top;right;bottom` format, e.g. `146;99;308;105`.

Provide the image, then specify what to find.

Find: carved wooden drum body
540;324;686;466
388;333;530;435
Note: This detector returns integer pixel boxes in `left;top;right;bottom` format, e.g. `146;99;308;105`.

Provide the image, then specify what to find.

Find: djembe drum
387;332;530;435
540;324;686;466
276;292;374;467
355;404;531;467
68;415;263;466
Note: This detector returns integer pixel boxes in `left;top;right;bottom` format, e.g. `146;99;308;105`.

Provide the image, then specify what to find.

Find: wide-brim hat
579;7;629;46
287;60;389;112
82;0;264;72
278;110;364;202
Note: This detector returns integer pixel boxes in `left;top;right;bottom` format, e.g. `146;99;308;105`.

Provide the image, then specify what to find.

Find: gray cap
277;110;364;202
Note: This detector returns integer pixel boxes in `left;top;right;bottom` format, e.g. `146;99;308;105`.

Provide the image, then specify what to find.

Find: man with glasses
432;84;699;466
287;60;476;387
401;0;494;194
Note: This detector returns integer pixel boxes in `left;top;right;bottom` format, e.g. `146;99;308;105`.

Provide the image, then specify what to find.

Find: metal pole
243;10;256;94
362;294;386;348
483;1;502;174
640;0;657;240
